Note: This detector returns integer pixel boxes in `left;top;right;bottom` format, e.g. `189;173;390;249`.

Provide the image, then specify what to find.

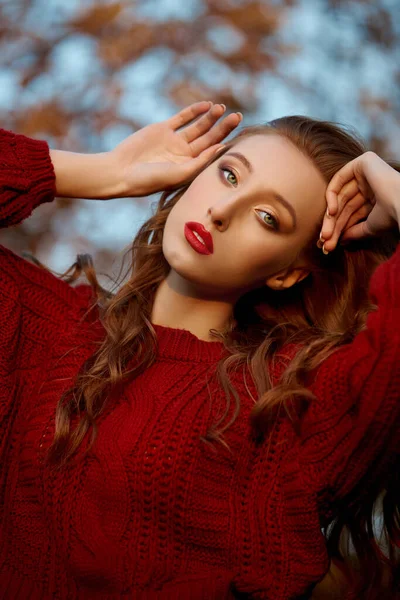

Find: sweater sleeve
298;243;400;511
0;128;93;370
0;127;55;226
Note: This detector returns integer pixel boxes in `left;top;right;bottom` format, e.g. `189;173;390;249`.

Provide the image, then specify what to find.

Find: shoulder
0;244;95;315
0;245;98;361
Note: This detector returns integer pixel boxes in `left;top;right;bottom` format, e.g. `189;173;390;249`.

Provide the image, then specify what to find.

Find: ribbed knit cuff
0;129;56;227
13;130;56;202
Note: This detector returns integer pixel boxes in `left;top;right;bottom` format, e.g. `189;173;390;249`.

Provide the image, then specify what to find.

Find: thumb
340;219;375;243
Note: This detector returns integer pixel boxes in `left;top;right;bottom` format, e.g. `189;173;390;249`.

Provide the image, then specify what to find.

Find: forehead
229;134;327;212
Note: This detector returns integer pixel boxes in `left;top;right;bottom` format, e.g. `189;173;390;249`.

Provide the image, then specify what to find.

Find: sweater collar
153;323;225;362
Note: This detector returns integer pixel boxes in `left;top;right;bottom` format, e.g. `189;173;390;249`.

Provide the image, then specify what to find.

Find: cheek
161;179;213;257
162;210;182;262
162;194;192;244
233;236;310;291
239;255;278;285
211;240;286;289
162;206;207;278
165;182;207;226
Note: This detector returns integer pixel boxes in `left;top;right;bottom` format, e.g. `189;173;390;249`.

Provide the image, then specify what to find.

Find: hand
319;152;400;253
110;101;242;197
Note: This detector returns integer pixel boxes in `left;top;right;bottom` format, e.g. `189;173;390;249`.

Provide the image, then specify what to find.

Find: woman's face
162;134;328;299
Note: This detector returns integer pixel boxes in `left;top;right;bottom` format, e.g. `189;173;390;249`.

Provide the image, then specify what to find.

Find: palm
122;123;197;164
111;102;242;196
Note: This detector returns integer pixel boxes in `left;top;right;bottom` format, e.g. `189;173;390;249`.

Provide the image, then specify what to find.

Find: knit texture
0;128;399;599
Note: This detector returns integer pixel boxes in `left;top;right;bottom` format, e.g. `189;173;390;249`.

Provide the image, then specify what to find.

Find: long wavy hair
30;116;399;598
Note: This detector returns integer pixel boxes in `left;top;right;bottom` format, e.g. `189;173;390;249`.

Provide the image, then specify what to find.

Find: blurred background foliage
1;0;399;596
0;0;399;287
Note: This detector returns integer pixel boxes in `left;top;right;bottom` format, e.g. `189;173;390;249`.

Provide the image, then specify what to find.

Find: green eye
256;209;278;230
226;171;237;185
263;213;275;226
220;167;238;186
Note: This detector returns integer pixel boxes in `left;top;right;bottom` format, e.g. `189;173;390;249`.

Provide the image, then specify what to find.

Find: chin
164;254;208;287
162;230;207;274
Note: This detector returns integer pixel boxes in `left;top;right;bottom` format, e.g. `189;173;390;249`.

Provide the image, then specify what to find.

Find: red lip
184;222;214;255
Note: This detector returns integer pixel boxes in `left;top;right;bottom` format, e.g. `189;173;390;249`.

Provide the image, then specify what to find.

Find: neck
151;270;235;342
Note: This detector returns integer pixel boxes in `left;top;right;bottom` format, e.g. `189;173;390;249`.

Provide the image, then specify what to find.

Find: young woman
0;101;399;599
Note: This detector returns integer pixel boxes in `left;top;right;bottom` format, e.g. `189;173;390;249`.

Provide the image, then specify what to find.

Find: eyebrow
224;151;298;228
225;151;254;173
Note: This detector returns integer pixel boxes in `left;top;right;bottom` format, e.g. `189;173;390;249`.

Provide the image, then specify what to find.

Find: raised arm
297;152;400;502
0;102;241;372
301;244;399;499
50;102;242;199
1;102;242;213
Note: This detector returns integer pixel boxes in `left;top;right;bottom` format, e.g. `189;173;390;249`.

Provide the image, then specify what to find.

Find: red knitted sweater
0;129;399;600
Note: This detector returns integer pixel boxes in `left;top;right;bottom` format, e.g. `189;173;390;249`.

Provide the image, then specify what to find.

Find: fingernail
219;103;226;111
214;145;225;154
326;208;330;218
316;233;325;248
236;112;243;121
322;244;329;255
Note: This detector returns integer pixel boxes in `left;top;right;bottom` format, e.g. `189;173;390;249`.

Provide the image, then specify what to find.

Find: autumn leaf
70;3;123;36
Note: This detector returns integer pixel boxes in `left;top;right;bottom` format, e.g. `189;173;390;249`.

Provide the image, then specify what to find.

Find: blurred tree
0;0;399;278
0;0;295;277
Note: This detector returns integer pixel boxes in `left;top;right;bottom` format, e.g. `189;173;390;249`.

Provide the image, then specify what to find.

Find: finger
344;203;373;231
320;181;365;243
190;112;243;156
320;191;365;249
336;193;370;232
181;104;226;144
325;159;359;216
324;200;371;252
320;179;360;242
353;159;375;202
319;206;338;243
328;191;366;240
177;143;226;180
168;101;213;131
337;179;359;212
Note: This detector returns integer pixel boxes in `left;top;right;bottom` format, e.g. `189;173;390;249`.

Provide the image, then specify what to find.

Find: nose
207;193;244;232
207;206;225;231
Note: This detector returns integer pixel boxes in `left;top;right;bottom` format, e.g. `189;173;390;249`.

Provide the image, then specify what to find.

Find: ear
265;266;310;291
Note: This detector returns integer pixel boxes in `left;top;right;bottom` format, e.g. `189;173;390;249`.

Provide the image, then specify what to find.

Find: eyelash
218;165;279;230
255;209;279;230
219;165;238;187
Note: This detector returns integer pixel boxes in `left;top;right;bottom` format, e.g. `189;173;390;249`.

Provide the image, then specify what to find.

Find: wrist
93;151;129;199
50;149;128;199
